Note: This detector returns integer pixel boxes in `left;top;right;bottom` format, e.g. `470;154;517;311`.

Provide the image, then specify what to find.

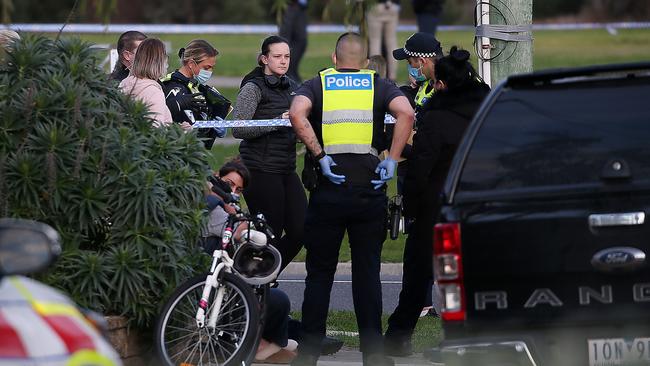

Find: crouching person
204;158;298;364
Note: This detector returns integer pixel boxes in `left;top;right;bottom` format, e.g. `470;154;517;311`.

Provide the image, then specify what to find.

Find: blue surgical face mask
194;68;212;85
407;62;427;82
191;60;213;85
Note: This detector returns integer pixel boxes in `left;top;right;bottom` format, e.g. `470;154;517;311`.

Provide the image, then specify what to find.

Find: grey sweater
231;82;280;139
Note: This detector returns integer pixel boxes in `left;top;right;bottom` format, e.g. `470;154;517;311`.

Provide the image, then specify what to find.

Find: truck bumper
441;339;539;366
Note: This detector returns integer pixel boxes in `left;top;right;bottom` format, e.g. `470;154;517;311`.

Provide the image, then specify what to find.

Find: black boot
384;336;413;357
321;336;344;355
287;318;344;356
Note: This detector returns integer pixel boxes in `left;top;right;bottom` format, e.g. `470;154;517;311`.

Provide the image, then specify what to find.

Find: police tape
192;114;397;129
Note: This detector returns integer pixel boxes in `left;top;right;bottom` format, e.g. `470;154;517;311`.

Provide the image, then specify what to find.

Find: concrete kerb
281;262;403;277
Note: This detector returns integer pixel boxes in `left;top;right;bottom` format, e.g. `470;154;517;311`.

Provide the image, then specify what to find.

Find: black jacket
403;80;490;219
238;73;298;174
110;66;129;83
161;70;222;149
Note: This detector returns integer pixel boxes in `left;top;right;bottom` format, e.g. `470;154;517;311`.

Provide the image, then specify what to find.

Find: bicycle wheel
155;272;260;366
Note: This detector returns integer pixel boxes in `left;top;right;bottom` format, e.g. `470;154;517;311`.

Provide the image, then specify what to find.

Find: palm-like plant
0;34;210;327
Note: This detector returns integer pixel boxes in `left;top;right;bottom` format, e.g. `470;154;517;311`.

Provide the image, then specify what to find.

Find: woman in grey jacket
232;36;306;272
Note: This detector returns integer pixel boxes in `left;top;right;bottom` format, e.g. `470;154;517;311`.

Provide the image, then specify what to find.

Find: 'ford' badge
591;247;646;272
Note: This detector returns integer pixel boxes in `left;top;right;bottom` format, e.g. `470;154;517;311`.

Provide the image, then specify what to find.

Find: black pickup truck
434;62;650;366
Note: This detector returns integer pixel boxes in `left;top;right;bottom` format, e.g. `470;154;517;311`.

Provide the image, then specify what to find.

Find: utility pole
476;0;533;87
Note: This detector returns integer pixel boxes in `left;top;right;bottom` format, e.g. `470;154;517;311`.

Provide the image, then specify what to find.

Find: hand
280;111;289;119
180;122;193;132
213;127;227;138
371;157;397;189
177;92;207;111
318;155;346;184
224;203;237;215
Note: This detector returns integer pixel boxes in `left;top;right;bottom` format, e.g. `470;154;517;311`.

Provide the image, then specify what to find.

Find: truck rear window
458;78;650;195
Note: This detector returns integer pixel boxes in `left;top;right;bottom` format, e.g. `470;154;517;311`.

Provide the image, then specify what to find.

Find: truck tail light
434;223;465;322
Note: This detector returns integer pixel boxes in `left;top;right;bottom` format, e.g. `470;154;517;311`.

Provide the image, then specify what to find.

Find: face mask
407;62;427;82
191;60;213;85
194;68;212;85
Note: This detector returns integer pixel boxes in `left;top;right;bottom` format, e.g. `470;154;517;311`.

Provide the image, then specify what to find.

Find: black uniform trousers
299;184;387;356
385;210;434;340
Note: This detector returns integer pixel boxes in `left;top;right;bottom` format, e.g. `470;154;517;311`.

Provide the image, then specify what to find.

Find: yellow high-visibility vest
320;68;376;155
415;79;435;109
161;72;200;93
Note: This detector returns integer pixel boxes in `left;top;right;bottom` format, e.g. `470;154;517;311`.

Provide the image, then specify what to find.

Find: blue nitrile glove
319;155;346;184
371;157;397;189
213;127;227;138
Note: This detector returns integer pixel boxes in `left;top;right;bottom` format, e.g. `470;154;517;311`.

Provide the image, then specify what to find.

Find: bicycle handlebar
207;175;275;241
207;175;239;204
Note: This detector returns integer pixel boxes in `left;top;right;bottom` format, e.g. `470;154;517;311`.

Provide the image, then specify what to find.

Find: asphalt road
277;263;442;315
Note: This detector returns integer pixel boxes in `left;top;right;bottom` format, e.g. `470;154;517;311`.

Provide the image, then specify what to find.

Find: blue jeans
263;289;291;347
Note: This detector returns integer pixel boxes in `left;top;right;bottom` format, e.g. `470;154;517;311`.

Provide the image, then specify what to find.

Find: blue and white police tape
192;114;397;129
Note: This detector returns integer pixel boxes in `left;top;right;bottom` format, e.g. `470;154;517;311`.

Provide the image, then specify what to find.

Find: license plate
589;338;650;365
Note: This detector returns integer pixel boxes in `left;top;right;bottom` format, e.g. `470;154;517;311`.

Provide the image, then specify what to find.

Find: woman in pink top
120;38;189;130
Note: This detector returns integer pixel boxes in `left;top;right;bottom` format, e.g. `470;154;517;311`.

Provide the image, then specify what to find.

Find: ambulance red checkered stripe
41;315;97;354
0;310;27;358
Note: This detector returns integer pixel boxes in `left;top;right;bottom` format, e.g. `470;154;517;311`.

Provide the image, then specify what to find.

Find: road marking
326;330;359;337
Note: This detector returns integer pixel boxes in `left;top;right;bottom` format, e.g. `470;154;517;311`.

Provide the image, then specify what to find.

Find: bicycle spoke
197;333;206;366
215;335;232;363
215;303;247;319
207;335;219;365
170;332;201;362
172;306;199;322
165;329;199;348
214;321;248;331
165;324;198;333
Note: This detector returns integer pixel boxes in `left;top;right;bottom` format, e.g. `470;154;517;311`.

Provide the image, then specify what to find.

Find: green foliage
0;34;211;327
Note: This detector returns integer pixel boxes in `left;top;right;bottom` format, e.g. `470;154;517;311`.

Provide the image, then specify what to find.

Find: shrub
0;34;210;327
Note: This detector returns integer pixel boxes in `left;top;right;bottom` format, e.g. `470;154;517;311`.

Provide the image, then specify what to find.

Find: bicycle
155;176;280;366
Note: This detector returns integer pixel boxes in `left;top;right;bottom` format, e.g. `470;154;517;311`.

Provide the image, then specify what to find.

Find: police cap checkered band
402;47;437;58
393;32;443;60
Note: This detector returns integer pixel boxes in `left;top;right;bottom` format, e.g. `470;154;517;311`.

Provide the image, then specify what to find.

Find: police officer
384;32;446;357
289;32;414;366
161;39;228;149
386;32;440;195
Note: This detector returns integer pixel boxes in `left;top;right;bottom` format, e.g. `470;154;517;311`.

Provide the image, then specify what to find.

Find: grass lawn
291;310;443;351
49;27;647;262
73;28;650;83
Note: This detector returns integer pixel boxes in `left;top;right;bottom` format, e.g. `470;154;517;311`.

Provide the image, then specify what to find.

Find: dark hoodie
402;80;490;218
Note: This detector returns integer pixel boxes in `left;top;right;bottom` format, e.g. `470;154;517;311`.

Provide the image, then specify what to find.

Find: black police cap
393;32;443;60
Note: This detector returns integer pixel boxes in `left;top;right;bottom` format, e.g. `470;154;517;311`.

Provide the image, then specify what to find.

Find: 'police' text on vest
324;74;373;91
